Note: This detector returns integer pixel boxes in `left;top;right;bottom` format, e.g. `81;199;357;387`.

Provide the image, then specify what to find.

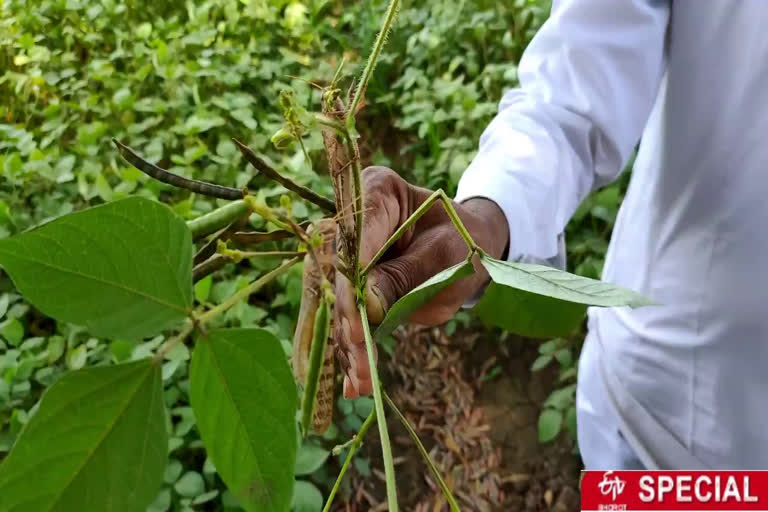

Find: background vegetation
0;0;626;509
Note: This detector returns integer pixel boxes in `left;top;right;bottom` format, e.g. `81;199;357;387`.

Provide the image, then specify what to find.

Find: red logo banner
581;471;768;511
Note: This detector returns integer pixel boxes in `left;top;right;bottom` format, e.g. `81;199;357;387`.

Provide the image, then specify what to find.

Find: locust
292;219;337;436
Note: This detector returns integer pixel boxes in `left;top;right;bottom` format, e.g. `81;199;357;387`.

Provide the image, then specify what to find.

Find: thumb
364;247;433;325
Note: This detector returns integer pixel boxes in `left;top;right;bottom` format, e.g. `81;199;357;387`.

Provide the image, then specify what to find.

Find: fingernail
365;283;387;324
341;317;352;345
343;377;358;399
346;351;361;393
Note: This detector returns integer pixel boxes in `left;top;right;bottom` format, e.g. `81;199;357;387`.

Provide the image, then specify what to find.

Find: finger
358;166;410;266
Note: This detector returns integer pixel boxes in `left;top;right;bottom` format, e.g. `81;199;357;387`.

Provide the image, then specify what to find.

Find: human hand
334;166;509;398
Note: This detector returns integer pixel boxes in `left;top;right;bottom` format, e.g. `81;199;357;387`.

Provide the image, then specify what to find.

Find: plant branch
113;139;243;200
194;219;247;265
362;189;478;277
232;138;336;213
313;112;347;135
154;318;195;363
358;302;398;511
193;254;229;283
187;200;251;240
323;409;377;512
383;390;461;512
345;135;364;278
228;227;302;246
220;249;304;262
347;0;400;118
197;257;300;325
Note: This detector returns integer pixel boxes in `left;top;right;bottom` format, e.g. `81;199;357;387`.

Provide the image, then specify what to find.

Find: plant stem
358;302;398;511
187;200;250;240
228;226;303;246
223;250;304;261
197;257;300;324
383;390;461;512
154;318;195;363
362;189;478;277
348;0;400;118
233;138;336;213
345;135;364;276
322;409;377;512
193;254;229;283
438;190;478;251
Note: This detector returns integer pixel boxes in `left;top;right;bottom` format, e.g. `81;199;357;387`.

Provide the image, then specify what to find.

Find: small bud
279;195;292;216
271;126;295;150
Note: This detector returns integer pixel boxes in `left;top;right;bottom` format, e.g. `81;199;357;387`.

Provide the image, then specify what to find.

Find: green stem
154;318;195;363
197;257;300;325
345;135;364;277
222;250;304;261
358;302;398;511
187;200;250;240
233;138;336;213
348;0;400;118
439;191;478;251
383;390;461;512
322;409;377;512
312;112;347;135
362;189;477;277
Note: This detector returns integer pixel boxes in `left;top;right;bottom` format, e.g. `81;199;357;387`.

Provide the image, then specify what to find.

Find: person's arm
338;0;671;398
456;0;670;262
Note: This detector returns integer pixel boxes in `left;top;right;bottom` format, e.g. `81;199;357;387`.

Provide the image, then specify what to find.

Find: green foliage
0;197;192;340
189;329;297;512
0;359;166;512
531;338;579;445
0;0;640;508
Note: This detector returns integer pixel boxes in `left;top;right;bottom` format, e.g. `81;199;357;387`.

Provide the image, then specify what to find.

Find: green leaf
0;197;193;340
66;344;87;370
174;471;205;498
0;359;167;512
530;354;552;372
538;409;562;443
291;481;323;512
565;406;578;440
0;317;24;346
554;348;573;367
374;260;474;339
294;444;329;476
190;329;297;512
473;255;652;338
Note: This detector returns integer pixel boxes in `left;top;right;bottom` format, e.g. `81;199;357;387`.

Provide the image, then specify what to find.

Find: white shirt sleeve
455;0;670;262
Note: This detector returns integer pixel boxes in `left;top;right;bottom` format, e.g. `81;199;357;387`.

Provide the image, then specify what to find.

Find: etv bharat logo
599;471;626;500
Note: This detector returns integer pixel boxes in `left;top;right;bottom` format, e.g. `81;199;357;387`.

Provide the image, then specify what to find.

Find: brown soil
333;325;581;511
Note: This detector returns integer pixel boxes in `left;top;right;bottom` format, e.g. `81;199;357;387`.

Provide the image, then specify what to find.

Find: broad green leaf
473;255;652;338
0;197;193;340
538;409;562;443
374;260;474;339
291;481;323;512
0;359;167;512
190;329;297;512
